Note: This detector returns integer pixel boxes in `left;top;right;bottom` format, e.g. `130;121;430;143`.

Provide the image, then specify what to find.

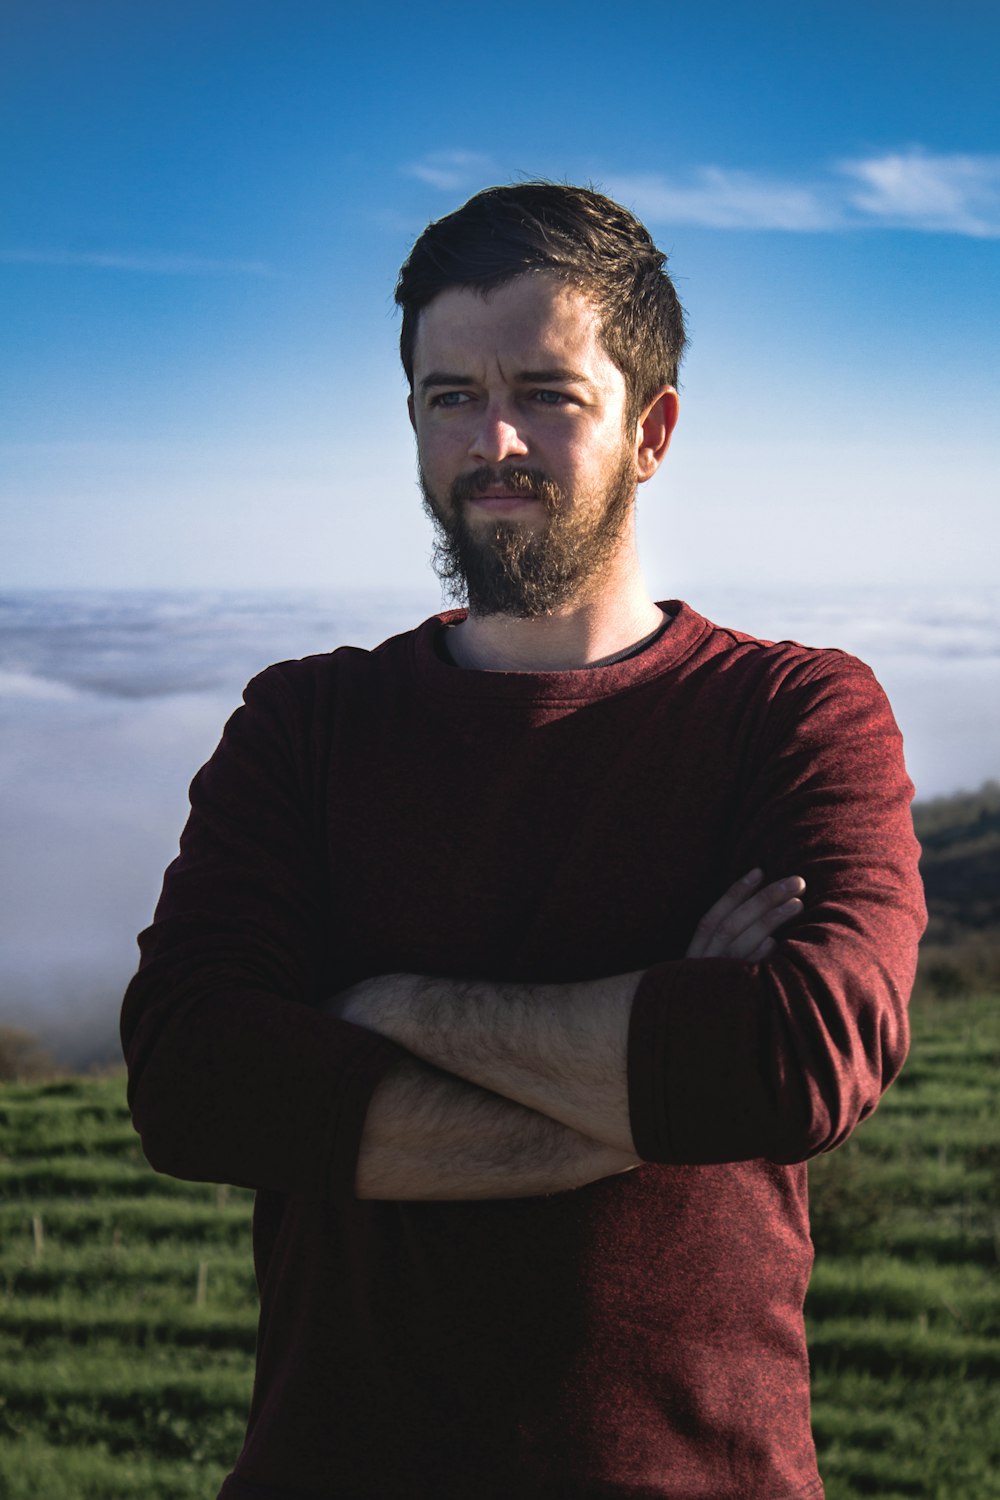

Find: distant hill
914;781;1000;938
913;781;1000;997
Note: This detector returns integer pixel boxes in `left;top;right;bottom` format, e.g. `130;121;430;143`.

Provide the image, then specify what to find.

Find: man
121;183;925;1499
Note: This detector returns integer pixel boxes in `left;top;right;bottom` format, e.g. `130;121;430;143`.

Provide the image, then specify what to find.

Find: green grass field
1;992;997;1499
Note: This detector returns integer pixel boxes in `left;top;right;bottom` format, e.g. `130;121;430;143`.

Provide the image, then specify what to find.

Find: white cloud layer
407;148;1000;237
0;249;271;274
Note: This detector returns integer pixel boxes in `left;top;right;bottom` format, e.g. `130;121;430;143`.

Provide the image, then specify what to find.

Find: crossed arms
321;870;805;1200
122;654;925;1203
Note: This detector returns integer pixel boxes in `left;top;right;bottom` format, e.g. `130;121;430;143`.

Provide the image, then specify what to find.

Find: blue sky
3;0;998;596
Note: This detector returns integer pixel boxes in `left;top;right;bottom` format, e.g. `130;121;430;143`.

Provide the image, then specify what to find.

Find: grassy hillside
0;1074;255;1498
1;989;998;1498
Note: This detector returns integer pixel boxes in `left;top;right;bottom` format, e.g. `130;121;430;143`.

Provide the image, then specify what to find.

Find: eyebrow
418;368;593;393
419;373;475;393
517;368;592;386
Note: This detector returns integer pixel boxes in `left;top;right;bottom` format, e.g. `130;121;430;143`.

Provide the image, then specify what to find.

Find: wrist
332;972;418;1036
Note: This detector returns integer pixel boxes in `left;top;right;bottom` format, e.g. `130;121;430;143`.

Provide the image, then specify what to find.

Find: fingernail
782;877;805;894
744;868;763;884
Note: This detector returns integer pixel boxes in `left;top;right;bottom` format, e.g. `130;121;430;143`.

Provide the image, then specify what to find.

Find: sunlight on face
410;275;639;615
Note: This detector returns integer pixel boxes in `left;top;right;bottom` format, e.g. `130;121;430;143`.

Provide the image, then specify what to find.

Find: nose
468;401;529;465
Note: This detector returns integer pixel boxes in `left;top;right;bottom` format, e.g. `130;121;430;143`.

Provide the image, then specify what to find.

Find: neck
446;546;662;672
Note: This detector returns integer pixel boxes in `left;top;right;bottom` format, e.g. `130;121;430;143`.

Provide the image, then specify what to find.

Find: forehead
412;272;619;386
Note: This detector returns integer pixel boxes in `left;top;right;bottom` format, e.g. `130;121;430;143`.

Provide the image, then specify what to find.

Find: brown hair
395;182;687;423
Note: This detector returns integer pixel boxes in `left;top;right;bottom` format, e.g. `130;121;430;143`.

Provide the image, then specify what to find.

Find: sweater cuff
326;1023;409;1198
627;965;677;1161
627;959;774;1165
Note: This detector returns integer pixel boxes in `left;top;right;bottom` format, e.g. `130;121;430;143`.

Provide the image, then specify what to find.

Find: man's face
409;273;640;617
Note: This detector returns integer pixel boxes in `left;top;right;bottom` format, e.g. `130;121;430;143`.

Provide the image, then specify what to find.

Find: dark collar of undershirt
434;611;673;670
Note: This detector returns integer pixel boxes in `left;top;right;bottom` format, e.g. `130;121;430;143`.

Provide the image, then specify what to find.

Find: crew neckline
436;611;675;672
412;601;712;703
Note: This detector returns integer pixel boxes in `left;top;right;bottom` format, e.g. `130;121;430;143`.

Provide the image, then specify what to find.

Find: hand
318;974;396;1024
686;869;805;962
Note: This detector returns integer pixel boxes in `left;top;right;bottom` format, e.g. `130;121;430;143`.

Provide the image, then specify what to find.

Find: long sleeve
627;652;927;1165
120;660;406;1197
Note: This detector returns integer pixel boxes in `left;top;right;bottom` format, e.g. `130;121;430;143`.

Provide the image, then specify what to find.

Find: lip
466;491;540;508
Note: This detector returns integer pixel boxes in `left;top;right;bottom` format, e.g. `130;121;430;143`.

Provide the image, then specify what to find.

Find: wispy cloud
837;150;1000;237
605;168;837;232
407;147;1000;238
402;150;496;192
0;249;271;274
616;150;1000;237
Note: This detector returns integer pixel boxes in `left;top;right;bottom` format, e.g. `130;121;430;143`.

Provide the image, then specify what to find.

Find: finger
686;869;763;958
697;876;805;960
746;936;776;963
713;893;804;961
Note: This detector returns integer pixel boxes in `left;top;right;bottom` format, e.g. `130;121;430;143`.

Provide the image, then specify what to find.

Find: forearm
337;973;642;1156
332;876;812;1160
355;1054;638;1200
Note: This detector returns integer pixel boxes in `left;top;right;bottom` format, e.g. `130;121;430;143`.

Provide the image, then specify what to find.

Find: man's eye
431;391;470;408
532;389;568;405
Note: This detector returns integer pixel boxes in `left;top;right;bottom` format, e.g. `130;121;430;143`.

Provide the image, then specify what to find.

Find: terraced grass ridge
1;992;997;1499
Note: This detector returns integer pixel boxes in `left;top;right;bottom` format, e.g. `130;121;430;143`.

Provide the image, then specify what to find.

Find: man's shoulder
669;606;896;752
236;614;443;726
678;603;877;696
251;615;438;689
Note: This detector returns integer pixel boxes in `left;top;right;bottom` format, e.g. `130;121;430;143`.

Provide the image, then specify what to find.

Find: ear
635;387;679;483
407;391;416;431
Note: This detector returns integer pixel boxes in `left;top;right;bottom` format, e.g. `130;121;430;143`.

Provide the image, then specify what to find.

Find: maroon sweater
121;602;925;1499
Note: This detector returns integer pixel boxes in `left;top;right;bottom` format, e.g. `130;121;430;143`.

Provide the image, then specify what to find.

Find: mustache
449;466;562;507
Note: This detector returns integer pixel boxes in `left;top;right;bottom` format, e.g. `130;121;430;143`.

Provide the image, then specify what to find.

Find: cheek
417;423;466;472
562;436;610;483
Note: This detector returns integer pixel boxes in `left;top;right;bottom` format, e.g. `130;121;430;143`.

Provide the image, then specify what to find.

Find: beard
419;448;638;619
